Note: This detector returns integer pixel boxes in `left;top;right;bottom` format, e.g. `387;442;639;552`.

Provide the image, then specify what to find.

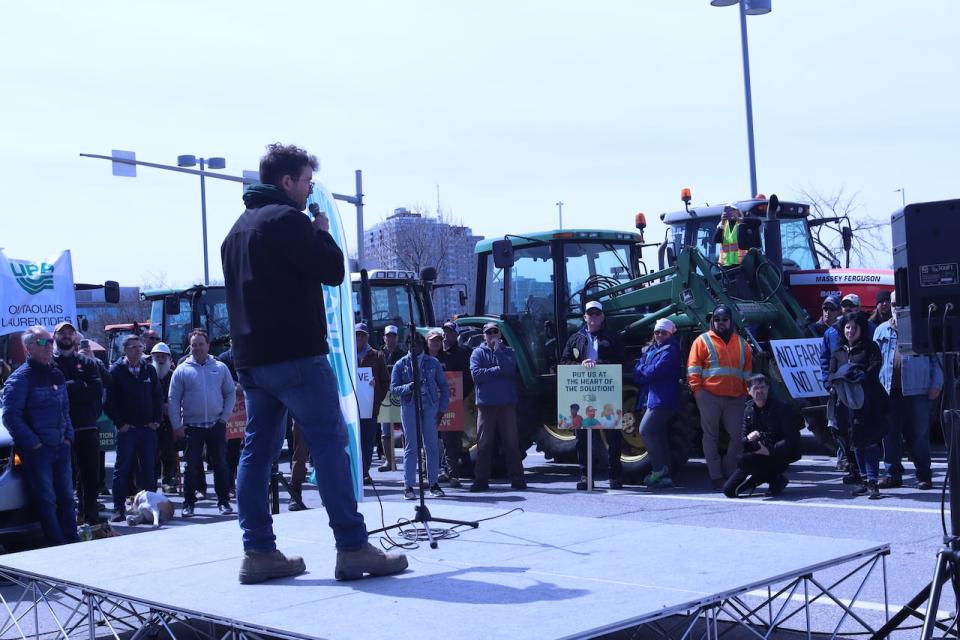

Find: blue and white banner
0;250;77;337
308;185;363;501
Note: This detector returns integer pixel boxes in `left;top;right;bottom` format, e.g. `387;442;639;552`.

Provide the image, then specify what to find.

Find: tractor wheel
533;424;579;463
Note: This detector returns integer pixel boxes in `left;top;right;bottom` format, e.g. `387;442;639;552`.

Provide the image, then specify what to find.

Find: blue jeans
20;442;79;546
237;356;367;552
638;408;674;477
184;423;230;506
883;392;932;481
113;426;157;511
854;444;882;482
400;402;440;488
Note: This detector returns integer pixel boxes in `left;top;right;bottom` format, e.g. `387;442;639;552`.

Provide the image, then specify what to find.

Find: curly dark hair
259;143;319;187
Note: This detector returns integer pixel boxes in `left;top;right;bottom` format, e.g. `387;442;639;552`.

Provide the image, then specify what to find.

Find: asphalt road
1;436;955;639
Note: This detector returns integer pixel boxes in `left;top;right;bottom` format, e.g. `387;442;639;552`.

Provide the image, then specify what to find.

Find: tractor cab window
507;244;554;317
197;289;230;352
160;298;193;357
563;242;633;313
778;218;818;270
368;283;422;333
693;223;719;261
482;256;506;316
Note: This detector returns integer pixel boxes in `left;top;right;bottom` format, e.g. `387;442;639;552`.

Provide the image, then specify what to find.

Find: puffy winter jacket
2;360;74;450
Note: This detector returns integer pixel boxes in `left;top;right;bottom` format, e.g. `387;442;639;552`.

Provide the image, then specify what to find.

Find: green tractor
142;286;231;360
143;270;442;362
453;205;822;480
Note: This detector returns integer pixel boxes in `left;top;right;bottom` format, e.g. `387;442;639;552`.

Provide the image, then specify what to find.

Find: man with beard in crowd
149;342;178;494
688;304;752;490
51;321;104;526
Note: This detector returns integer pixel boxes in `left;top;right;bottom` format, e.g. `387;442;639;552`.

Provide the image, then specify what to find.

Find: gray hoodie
168;356;236;429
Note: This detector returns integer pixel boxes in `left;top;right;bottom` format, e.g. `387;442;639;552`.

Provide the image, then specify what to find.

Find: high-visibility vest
719;221;747;267
687;332;750;397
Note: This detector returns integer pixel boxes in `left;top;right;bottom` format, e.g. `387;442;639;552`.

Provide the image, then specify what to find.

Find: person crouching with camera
722;374;802;498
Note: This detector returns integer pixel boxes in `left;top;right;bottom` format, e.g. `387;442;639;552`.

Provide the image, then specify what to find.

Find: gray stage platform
0;502;888;640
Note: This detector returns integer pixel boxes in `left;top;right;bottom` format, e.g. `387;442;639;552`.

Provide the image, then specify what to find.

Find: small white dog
125;490;176;527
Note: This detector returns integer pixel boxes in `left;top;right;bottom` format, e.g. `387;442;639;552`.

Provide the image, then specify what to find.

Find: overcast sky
2;1;956;287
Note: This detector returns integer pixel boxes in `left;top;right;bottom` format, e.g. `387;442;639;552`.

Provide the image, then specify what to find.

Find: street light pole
711;0;770;199
738;3;758;199
556;201;564;230
177;154;226;286
199;157;209;286
895;187;906;208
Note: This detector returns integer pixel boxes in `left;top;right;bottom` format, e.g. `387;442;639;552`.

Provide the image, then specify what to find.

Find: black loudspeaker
892;198;960;354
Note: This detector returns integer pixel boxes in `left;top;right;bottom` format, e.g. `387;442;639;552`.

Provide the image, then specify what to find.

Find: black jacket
104;360;163;428
829;338;887;446
221;188;345;369
741;397;803;462
52;352;103;430
560;325;624;366
437;343;474;399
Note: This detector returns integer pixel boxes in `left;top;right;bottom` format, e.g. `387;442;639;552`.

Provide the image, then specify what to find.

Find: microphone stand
368;283;478;548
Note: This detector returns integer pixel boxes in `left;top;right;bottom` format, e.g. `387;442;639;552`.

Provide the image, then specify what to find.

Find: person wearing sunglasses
687;304;753;491
1;325;79;545
633;318;682;489
468;322;527;492
560;301;626;490
812;295;841;338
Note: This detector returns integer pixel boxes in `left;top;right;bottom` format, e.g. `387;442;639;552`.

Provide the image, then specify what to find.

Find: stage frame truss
605;545;890;640
0;567;315;640
0;546;890;640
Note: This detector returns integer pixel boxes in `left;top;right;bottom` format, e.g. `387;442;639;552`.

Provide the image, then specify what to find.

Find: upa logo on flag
10;260;55;295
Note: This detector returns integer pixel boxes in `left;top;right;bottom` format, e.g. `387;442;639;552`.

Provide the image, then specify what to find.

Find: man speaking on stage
221;143;407;584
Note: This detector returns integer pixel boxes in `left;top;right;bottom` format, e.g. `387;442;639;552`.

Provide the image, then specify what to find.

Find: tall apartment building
362;208;484;323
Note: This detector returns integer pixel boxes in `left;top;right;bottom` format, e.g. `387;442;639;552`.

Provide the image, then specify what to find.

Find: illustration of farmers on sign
557;364;622;429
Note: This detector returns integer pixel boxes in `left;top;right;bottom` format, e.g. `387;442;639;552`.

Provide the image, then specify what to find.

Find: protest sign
0;250;77;336
556;364;623;429
226;387;247;440
439;371;464;431
379;391;402;423
770;338;828;399
356;366;374;419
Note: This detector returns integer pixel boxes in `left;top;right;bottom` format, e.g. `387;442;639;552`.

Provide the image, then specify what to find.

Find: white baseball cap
384;325;399;335
585;301;604;313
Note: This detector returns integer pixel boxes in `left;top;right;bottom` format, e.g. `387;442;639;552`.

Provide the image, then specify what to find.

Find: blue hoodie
633;336;682;411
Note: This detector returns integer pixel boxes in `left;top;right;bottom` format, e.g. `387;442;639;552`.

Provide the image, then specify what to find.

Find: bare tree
373;206;459;277
794;187;891;268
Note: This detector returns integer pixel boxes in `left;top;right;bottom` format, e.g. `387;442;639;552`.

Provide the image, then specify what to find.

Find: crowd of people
0;284;943;548
0;143;944;589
